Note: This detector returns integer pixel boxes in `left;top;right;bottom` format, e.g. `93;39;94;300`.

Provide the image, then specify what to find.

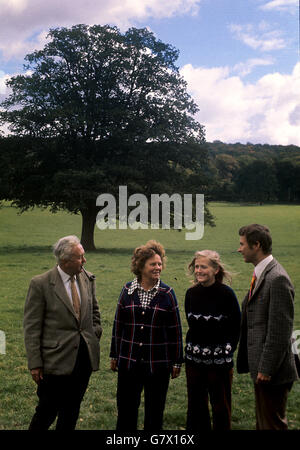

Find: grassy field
0;202;299;430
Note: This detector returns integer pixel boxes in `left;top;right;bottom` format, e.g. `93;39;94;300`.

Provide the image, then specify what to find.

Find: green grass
0;202;299;430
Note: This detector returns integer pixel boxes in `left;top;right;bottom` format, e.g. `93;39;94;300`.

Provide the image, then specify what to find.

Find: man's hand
31;367;43;384
110;359;118;371
171;367;181;379
256;372;271;383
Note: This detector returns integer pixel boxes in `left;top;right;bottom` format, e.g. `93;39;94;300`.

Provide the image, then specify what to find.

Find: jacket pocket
42;340;59;349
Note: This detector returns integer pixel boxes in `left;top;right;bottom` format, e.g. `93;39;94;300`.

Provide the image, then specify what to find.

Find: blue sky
0;0;299;145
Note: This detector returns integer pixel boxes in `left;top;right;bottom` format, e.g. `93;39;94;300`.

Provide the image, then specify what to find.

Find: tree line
206;141;300;203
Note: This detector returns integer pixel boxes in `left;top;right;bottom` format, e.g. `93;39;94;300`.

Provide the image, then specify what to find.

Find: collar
128;278;160;295
57;265;76;283
254;255;273;282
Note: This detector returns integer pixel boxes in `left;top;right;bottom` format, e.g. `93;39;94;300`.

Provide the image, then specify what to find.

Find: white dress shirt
254;254;273;283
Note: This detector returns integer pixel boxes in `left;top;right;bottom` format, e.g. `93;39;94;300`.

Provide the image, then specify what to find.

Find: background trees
1;24;299;248
206;141;300;203
233;160;278;203
0;24;209;250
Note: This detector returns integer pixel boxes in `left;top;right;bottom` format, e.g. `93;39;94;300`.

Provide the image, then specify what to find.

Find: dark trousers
116;363;170;431
185;363;233;431
29;337;92;430
254;382;293;430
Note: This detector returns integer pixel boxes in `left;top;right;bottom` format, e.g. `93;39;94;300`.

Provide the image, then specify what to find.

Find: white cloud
1;31;49;61
0;71;11;134
233;57;274;77
229;22;286;52
0;0;202;60
260;0;298;13
0;70;10;95
289;105;300;126
180;62;300;145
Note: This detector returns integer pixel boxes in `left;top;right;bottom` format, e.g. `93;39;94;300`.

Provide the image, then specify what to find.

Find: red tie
248;271;257;300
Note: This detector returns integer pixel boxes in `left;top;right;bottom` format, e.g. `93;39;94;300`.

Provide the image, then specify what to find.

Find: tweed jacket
110;280;183;373
24;266;102;376
237;258;298;385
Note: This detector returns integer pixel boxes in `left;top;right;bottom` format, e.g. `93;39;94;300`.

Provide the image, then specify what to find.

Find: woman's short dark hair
239;224;272;254
131;240;166;280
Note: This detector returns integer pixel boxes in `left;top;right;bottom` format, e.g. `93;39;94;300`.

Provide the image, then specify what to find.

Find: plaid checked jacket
110;280;183;373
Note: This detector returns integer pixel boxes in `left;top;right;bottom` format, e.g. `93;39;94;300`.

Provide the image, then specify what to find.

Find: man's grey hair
53;235;81;264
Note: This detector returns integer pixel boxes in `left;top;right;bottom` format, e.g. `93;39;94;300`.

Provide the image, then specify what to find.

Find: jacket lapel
50;267;77;318
248;258;277;303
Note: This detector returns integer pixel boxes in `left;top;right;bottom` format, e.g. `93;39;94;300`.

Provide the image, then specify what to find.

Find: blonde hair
131;240;166;280
188;250;233;285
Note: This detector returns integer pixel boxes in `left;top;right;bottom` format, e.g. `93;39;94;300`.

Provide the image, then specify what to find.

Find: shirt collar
128;278;160;295
254;255;273;281
57;265;75;283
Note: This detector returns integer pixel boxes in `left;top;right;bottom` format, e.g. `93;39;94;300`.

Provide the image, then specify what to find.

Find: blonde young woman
184;250;241;431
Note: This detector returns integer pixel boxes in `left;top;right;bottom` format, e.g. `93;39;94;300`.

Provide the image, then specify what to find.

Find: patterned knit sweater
185;281;241;368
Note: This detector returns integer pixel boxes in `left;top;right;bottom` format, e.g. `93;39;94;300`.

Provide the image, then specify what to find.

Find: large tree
0;24;209;250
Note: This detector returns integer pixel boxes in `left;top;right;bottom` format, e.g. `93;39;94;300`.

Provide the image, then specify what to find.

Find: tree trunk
80;208;97;251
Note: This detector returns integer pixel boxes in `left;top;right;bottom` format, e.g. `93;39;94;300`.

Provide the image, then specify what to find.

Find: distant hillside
206;141;300;161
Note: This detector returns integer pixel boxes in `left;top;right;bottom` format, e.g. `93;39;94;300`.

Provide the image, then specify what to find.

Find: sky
0;0;299;145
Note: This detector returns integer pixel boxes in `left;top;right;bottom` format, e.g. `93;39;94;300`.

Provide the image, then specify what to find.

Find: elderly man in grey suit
237;224;298;430
24;235;102;430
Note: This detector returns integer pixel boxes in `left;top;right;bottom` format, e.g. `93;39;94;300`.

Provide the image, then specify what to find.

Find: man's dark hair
239;224;272;254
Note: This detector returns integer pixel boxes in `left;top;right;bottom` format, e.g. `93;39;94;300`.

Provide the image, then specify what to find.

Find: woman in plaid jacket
110;240;183;430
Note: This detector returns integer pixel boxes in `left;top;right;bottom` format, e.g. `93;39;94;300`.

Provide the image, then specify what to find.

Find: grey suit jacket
24;266;102;375
237;258;298;385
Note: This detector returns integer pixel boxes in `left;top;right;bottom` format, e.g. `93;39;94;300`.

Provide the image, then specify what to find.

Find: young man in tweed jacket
237;224;298;429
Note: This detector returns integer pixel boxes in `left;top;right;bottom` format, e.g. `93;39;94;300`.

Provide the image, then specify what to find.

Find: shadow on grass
0;245;53;254
1;245;243;260
1;245;208;255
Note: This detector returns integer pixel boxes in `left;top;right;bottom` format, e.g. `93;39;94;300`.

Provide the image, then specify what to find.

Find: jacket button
139;342;143;346
142;311;145;315
141;326;144;330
